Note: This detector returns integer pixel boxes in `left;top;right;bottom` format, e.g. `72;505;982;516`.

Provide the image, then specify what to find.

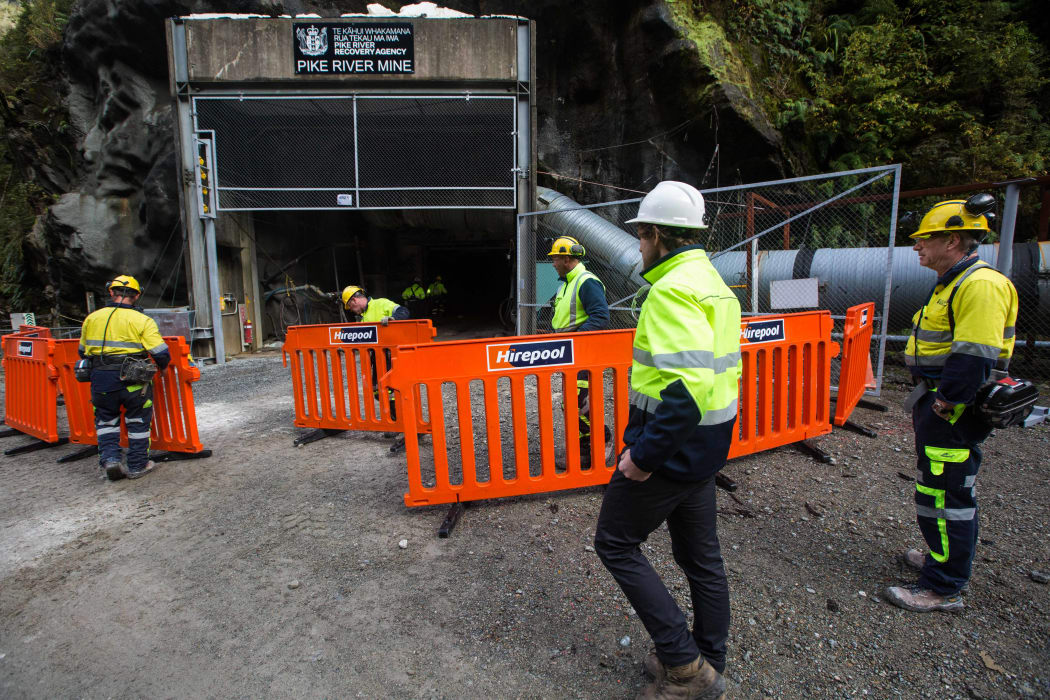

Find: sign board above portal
180;17;519;83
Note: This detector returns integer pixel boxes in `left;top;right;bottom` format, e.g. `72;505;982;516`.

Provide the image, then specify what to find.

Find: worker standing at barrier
886;195;1018;613
427;275;448;318
342;285;410;418
79;275;170;481
401;277;427;318
594;181;740;699
547;236;611;467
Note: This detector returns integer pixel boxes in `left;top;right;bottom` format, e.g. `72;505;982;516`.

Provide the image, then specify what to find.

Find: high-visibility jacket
551;262;608;332
624;245;741;481
402;284;426;301
905;255;1018;405
79;303;170;392
427;281;448;297
360;297;409;323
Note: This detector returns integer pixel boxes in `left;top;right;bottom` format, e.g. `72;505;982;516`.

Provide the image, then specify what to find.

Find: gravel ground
0;352;1048;699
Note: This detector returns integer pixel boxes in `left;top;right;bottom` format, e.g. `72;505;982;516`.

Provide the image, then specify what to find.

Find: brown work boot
643;649;666;682
900;549;968;594
884;583;964;613
123;460;159;480
639;654;725;700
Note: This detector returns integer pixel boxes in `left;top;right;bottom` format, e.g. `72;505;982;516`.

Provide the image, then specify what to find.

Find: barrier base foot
793;440;833;464
5;437;68;456
715;473;738;492
0;428;23;438
438;502;465;538
841;420;878;438
57;445;99;463
152;449;213;462
856;398;889;412
294;428;345;447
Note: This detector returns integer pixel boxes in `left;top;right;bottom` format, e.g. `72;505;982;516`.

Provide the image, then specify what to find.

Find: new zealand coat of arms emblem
296;25;328;56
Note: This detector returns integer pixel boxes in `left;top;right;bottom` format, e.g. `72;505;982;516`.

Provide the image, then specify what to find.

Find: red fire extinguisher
244;317;253;345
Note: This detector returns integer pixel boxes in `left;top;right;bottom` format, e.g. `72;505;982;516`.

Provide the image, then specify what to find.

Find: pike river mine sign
294;23;415;75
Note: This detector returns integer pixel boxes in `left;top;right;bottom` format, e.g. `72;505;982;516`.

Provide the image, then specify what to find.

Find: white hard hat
625;180;707;229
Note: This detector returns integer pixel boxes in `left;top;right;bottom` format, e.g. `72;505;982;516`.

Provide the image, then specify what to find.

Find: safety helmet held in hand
626;181;707;229
107;275;142;294
910;194;995;240
547;236;586;257
341;285;364;308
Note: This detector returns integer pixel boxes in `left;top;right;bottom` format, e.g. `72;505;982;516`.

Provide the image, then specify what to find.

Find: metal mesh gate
517;165;902;395
193;94;517;210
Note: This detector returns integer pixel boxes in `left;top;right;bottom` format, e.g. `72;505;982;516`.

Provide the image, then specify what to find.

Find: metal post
875;164;903;396
515;20;535;335
997;182;1020;277
204;218;226;364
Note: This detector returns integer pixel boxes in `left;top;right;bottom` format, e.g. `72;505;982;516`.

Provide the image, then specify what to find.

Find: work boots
103;460;124;482
639;654;725;700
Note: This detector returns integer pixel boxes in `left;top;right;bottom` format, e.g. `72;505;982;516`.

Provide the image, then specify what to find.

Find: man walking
595;181;739;699
886;195;1017;613
547;236;610;466
79;275;170;481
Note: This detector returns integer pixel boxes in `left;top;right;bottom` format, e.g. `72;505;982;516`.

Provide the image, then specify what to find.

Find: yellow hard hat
547;236;585;257
910;196;993;239
341;285;364;308
107;275;142;294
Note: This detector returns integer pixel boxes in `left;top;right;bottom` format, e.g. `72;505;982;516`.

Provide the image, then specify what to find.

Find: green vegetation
0;0;74;313
709;0;1050;187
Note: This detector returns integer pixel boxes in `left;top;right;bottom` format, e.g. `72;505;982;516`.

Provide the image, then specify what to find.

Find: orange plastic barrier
282;320;436;434
833;302;876;427
388;329;634;507
390;312;839;508
52;337;206;454
729;310;840;459
1;334;60;443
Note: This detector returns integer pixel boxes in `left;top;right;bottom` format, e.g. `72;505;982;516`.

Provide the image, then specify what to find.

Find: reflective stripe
148;342;169;355
915;483;949;563
924;446;969;463
97;417;119;427
963;475;977;488
82;339;143;349
1003;326;1015;339
96;427;121;436
915;328;953;342
950;341;1001;359
916;505;976;521
125;417;145;424
629;390;738;426
904;353;947;367
700;401;738;426
127;431;151;440
632;348;741;373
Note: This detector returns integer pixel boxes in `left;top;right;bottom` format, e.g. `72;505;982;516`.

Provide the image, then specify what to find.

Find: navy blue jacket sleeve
391;304;411;321
937;354;992;405
153;349;171;371
628;379;701;472
575;278;609;332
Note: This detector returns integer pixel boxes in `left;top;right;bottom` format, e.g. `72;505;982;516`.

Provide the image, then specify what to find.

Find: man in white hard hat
594;181;740;699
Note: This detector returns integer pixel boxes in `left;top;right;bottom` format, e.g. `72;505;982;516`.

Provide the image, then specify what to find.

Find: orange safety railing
729;310;839;459
52;337;207;454
388;329;634;507
283;320;436;434
2;334;60;443
389;313;839;508
833;302;877;427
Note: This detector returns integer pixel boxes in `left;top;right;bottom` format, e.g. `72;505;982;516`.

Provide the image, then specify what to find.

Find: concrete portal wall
183;18;518;83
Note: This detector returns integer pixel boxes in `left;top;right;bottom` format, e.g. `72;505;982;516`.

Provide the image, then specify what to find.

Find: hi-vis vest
905;260;1018;374
402;284;426;301
79;306;168;359
552;262;604;332
630;248;741;426
360;297;400;323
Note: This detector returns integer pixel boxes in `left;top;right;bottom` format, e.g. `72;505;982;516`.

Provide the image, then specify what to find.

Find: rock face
32;0;787;313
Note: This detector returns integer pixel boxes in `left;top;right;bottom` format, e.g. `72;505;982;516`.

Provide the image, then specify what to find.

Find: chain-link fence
517;165;902;395
193;94;517;211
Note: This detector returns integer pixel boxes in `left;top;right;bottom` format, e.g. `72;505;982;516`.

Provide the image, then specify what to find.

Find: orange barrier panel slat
2;335;59;442
834;302;877;426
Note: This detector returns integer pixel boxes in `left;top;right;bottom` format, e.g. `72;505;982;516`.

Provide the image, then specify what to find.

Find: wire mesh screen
193;95;516;210
517;166;902;395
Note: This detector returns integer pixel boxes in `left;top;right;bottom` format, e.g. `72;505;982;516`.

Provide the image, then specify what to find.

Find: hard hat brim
624;216;708;229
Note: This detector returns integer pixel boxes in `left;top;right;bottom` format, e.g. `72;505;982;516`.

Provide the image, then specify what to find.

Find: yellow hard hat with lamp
107;275;142;294
341;285;364;308
909;194;995;240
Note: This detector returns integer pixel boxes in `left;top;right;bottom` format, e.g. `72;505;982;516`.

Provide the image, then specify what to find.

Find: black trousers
92;383;153;470
595;470;730;672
